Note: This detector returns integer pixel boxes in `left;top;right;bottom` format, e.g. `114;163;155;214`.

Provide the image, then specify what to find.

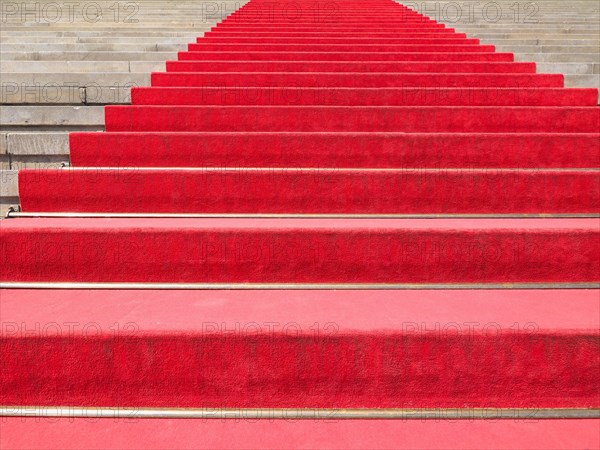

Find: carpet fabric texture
1;2;599;444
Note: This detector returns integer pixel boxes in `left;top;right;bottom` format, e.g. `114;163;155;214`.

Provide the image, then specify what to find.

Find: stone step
470;33;600;39
1;86;93;105
0;31;203;37
0;169;19;200
4;132;70;157
0;106;104;129
477;39;600;46
1;75;149;104
1;51;178;61
515;53;600;63
0;37;198;44
565;74;600;89
0;61;165;73
495;45;599;53
537;63;599;75
0;133;6;155
457;25;600;30
2;132;70;207
450;20;600;24
0;26;220;32
1;72;149;86
409;0;598;95
5;33;596;43
1;14;238;19
0;43;187;52
0;23;224;28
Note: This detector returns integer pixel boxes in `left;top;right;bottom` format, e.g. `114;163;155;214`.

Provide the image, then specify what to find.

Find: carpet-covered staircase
1;0;599;448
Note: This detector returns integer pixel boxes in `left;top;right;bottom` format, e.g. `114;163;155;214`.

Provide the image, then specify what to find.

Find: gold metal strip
7;211;600;219
1;282;599;290
1;406;598;420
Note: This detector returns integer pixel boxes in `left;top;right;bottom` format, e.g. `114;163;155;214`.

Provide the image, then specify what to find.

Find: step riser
104;107;598;133
1;288;597;408
213;25;449;30
178;51;515;61
2;333;597;408
69;133;600;168
131;87;598;106
165;61;536;73
216;21;447;26
221;21;440;25
221;20;440;25
199;38;480;44
206;31;461;36
188;44;493;52
226;15;436;19
2;220;599;283
18;169;600;214
151;73;562;88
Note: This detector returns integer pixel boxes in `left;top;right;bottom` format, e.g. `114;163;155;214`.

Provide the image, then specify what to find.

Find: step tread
2;289;598;333
17;168;600;214
1;418;598;450
3;217;599;231
1;288;598;409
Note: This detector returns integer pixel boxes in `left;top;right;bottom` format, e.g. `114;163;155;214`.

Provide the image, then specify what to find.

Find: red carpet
18;169;600;214
150;72;563;86
1;289;598;407
70;132;600;168
131;87;599;106
104;106;598;132
167;61;536;73
2;0;599;446
178;51;515;61
2;419;599;450
2;218;598;283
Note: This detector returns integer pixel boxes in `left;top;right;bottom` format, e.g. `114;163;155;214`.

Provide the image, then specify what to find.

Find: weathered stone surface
7;133;69;156
0;52;178;61
537;63;599;75
1;106;104;127
565;74;600;89
1;61;132;73
405;0;599;97
0;133;7;155
0;170;19;197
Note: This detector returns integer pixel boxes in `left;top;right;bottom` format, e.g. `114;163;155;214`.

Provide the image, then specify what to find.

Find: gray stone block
537;63;599;75
0;133;7;155
1;86;86;104
0;61;131;73
0;43;187;52
0;170;19;197
129;61;167;72
514;53;600;63
0;51;178;61
1;106;104;127
7;133;69;156
564;74;600;89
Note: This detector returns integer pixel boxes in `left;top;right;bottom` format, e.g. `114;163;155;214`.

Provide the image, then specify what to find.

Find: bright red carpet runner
1;0;599;445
